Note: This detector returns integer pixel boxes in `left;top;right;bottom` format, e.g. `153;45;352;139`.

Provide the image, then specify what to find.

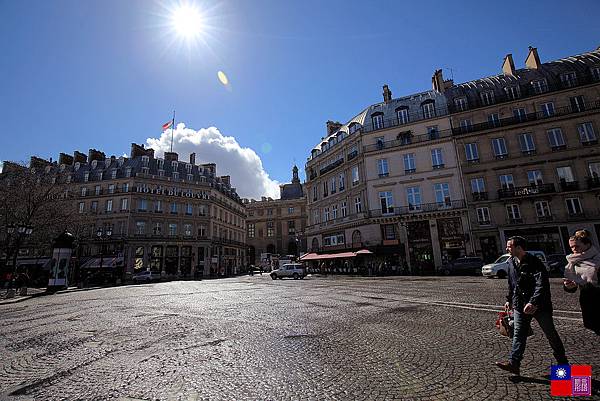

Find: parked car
441;257;484;275
547;254;568;276
482;251;549;278
132;270;157;283
270;263;306;280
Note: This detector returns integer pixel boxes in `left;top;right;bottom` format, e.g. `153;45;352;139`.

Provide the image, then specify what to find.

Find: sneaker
495;361;520;375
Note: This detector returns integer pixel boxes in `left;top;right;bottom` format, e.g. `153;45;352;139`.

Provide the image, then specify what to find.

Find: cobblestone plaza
1;276;598;400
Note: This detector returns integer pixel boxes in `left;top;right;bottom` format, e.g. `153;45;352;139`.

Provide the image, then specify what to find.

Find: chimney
220;175;230;186
59;153;73;166
30;156;51;170
164;152;178;162
525;46;541;69
326;120;342;136
502;54;516;76
130;143;154;159
432;69;444;93
88;149;106;163
382;85;392;103
190;152;196;165
73;151;87;164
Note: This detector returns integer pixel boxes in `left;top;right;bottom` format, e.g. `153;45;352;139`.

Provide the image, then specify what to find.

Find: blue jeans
509;308;568;366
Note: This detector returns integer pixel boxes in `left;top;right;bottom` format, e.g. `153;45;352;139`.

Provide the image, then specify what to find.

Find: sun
171;4;204;40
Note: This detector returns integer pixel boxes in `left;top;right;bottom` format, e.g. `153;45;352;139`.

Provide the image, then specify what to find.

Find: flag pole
170;110;176;153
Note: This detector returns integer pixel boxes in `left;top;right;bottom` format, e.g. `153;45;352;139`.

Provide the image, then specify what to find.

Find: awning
80;256;124;269
300;252;357;261
355;249;373;255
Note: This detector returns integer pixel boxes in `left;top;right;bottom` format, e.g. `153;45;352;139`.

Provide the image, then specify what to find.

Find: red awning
355;249;373;255
299;252;356;260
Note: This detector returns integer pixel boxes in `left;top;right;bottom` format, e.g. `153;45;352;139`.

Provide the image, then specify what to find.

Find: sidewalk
0;285;105;305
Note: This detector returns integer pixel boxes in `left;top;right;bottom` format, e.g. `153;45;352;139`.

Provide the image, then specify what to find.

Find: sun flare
171;4;203;39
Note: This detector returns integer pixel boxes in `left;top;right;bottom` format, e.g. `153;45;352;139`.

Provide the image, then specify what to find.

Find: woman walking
563;229;600;335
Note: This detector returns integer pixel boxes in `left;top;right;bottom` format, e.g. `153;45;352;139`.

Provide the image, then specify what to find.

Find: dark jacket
506;253;553;312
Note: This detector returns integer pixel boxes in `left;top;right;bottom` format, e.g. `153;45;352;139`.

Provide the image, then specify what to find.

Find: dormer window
171;161;178;169
453;97;468;112
118;157;124;167
125;167;132;178
45;165;52;173
421;100;435;119
111;169;117;179
560;72;577;88
504;86;521;100
59;164;66;172
158;169;164;177
84;172;89;182
531;79;548;94
91;160;98;169
74;162;80;171
97;170;103;180
591;66;600;81
396;107;410;124
157;159;164;170
141;155;149;166
104;159;111;167
173;171;179;180
371;113;384;130
349;122;361;134
186;163;192;173
480;90;495;106
141;167;149;175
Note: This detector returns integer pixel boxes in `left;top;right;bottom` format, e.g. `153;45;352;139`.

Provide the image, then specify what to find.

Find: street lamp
96;227;112;273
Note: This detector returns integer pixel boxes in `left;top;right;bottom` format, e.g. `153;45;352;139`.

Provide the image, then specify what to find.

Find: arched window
396;106;410;124
311;237;320;252
421;100;436;119
352;230;362;246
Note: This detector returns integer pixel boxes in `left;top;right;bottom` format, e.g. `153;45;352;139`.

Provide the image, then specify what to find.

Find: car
441;257;484;275
547;254;568;276
132;270;157;283
481;251;549;278
270;263;306;280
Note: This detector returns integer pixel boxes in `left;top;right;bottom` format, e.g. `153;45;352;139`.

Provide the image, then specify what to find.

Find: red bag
495;311;534;338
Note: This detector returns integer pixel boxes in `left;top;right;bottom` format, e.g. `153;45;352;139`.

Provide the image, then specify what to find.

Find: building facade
305;45;600;271
447;46;600;261
5;143;248;279
244;166;307;263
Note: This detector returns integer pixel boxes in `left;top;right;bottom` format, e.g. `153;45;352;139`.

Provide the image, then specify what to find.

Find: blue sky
1;0;600;198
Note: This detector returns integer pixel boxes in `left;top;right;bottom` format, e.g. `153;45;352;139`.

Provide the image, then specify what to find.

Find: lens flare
217;71;229;85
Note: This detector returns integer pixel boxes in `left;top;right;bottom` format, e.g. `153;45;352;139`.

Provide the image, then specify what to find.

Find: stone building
4;143;247;278
446;46;600;261
244;166;307;264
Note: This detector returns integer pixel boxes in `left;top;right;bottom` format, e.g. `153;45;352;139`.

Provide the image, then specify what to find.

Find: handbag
495;311;534;338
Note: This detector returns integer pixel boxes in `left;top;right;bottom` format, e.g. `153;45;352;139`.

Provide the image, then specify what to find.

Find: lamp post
96;227;112;282
11;224;33;275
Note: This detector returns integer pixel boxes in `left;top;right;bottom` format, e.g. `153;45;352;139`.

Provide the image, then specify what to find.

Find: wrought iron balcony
451;99;600;136
370;199;466;217
472;192;488;201
587;176;600;189
536;215;554;223
560;181;579;192
497;183;555;199
364;128;452;153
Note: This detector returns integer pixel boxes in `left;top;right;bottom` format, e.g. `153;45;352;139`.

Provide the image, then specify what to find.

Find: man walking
495;236;568;375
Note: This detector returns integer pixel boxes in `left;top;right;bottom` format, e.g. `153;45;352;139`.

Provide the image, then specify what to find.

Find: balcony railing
363;128;452;153
319;158;344;176
452;100;600;136
370;199;466;217
587;176;600;189
498;183;556;199
472;192;488;201
560;181;579;191
448;73;600;115
536;215;554;223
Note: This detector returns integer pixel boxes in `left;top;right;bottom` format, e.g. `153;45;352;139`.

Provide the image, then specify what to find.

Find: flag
551;365;592;397
162;120;173;131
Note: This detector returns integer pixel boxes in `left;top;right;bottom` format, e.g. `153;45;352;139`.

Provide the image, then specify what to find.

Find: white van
481;251;548;278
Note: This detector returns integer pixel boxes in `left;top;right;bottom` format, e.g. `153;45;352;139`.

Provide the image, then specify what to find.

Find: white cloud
146;123;280;199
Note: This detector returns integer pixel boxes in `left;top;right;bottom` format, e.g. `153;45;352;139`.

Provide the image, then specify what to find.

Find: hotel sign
135;185;210;199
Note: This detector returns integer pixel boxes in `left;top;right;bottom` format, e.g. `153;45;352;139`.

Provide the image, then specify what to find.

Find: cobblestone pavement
0;275;598;401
